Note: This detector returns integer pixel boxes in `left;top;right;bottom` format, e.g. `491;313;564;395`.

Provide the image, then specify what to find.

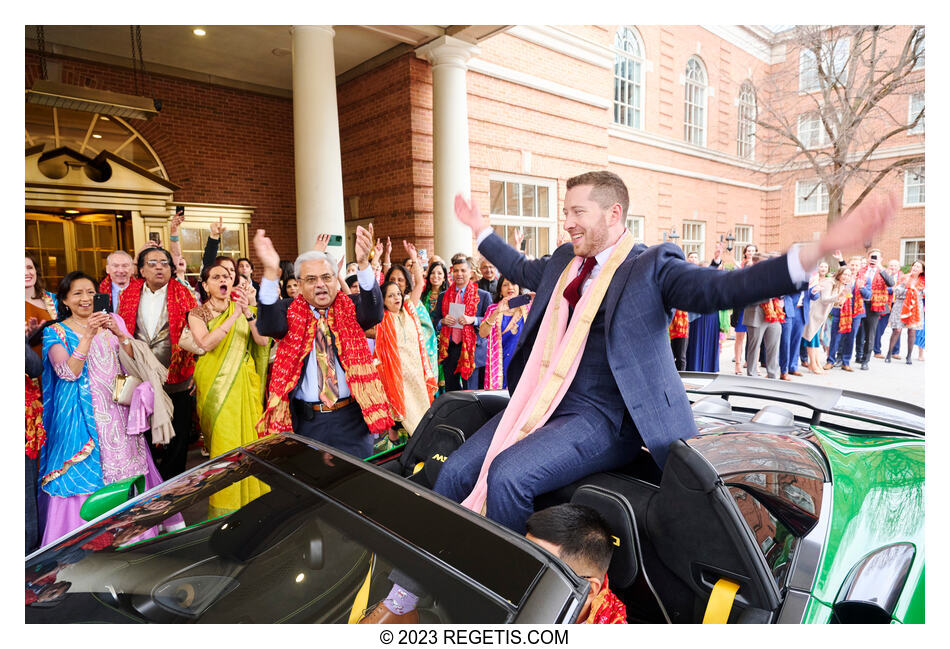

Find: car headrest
571;485;639;589
402;424;466;488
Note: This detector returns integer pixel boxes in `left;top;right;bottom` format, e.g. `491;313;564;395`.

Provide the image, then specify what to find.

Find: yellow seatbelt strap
347;553;376;624
701;578;740;624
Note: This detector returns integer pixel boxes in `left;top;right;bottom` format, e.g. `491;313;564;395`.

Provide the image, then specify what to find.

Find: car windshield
26;441;513;623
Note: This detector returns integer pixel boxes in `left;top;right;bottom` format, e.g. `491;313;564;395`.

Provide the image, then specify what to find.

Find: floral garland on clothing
858;266;889;312
668;309;689;339
839;292;854;333
900;276;925;326
257;293;393;437
437;281;480;380
584;577;627;624
25;375;46;458
117;278;197;384
761;298;786;323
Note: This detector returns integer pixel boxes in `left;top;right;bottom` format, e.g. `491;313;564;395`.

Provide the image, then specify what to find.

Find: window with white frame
488;175;557;258
625;215;645;243
681;221;705;259
795;180;830;215
798;112;830;149
734;225;753;253
900;238;925;266
904;166;925;206
613;27;644;129
799;37;850;92
737;81;756;160
908;93;924;134
684;57;707;146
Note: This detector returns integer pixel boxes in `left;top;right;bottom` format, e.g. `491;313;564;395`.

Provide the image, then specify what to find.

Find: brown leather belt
310;396;354;413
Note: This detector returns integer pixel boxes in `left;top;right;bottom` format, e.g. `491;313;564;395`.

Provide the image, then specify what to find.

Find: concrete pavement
716;339;924;408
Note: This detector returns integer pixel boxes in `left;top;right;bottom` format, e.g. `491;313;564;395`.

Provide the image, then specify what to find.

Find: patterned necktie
451;290;463;344
313;314;340;407
563;257;598;309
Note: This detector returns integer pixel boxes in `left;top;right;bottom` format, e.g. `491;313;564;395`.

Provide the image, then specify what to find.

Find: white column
292;26;345;257
416;36;480;257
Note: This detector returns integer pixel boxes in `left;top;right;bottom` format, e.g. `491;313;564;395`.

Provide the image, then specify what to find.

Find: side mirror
80;474;146;522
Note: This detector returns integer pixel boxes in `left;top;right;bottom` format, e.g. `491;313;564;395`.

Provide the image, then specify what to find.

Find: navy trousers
290;399;374;459
834;316;861;367
780;312;804;374
26;456;39;554
433;408;643;534
149;390;194;481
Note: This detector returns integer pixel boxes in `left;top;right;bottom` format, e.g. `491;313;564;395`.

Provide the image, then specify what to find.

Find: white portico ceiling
26;25;510;97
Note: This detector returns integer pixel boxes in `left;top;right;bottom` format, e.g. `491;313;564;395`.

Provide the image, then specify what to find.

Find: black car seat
382;391;509;489
644;439;781;623
570;484;670;623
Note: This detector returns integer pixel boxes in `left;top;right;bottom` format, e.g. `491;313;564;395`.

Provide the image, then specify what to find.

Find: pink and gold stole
461;231;635;514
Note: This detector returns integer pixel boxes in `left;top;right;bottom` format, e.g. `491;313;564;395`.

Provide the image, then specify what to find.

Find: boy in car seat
360;503;626;624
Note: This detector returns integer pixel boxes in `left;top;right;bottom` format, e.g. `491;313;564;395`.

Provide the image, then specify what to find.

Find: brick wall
26;51;298;267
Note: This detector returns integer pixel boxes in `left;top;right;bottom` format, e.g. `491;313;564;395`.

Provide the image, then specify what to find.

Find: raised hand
403;240;419;262
253;229;281;280
170;211;185;234
209;216;226;239
514;227;525;251
372;237;383;263
454;194;489;236
355;224;374;269
833;249;844;262
801;194;897;272
384;236;392;256
313;233;330;252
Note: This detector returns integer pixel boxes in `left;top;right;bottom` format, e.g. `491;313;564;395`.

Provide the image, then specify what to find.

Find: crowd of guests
25;208;924;558
671;243;926;380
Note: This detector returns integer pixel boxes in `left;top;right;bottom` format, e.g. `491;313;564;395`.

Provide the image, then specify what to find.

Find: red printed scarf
900;276;925;325
117;278;197;384
25;376;46;458
584;577;627;624
438;281;480;380
257;293;393;437
668;309;689;339
859;266;889;312
838;291;854;333
761;298;786;323
98;276;112;295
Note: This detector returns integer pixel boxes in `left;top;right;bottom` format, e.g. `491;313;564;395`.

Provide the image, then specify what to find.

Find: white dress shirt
259;267;376;403
138;282;168;339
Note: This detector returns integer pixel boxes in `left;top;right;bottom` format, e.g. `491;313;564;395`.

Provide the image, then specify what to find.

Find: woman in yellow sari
187;266;271;515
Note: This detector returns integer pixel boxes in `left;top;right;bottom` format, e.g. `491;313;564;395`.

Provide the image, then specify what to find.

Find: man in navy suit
360;171;894;624
439;171;893;534
433;253;492;391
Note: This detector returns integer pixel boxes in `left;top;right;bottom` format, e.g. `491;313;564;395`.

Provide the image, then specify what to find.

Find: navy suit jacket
479;232;802;468
433;286;492;368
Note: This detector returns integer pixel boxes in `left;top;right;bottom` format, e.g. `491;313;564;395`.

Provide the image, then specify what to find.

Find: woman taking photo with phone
187;264;271;516
39;272;175;544
479;276;530;390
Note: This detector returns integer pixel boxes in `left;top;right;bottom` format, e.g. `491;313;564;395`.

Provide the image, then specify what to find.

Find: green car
25;373;923;624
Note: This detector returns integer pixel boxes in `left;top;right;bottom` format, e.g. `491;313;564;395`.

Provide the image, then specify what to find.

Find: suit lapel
604;246;641;334
523;245;574;336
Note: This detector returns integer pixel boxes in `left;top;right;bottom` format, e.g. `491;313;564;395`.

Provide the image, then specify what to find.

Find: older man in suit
433;253;492;391
360;170;894;624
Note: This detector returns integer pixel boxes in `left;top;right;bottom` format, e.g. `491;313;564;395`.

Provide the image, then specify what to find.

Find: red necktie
563;257;597;308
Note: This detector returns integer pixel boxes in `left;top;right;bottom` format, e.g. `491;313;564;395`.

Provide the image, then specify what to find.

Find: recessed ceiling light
92;134;102;139
99;116;110;121
65;209;80;214
193;28;206;37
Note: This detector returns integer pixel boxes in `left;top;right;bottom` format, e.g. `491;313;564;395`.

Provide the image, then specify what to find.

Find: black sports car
26;373;924;624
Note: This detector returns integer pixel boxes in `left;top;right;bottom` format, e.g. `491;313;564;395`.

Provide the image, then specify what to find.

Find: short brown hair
566;171;629;217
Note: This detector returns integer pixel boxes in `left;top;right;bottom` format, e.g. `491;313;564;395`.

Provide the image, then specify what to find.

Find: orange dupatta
374;306;437;423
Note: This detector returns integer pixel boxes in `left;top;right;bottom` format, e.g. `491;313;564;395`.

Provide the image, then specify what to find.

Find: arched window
613;27;644;129
737;80;756;159
684;57;706;146
25;104;168;178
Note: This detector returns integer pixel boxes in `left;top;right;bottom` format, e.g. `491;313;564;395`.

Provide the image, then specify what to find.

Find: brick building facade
24;25;924;276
